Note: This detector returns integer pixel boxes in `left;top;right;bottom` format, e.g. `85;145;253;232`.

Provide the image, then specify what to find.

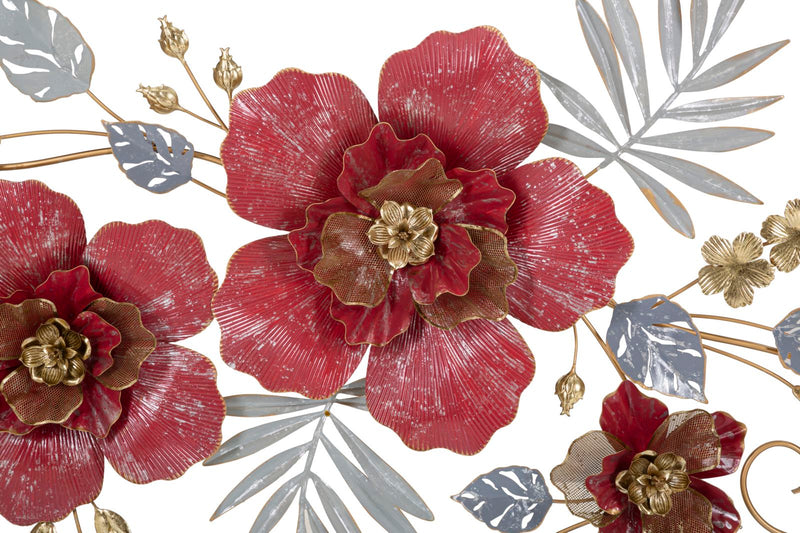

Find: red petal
0;425;103;525
586;448;635;515
33;266;101;322
0;180;86;299
378;27;548;177
288;197;360;272
337;122;445;216
84;221;217;343
366;315;534;454
0;299;56;362
690;479;741;533
214;237;366;398
504;159;633;331
0;366;34;435
330;269;415;346
223;70;377;230
72;310;121;377
406;223;481;305
437;168;515;233
695;412;747;479
599;505;642;533
600;381;668;452
61;376;122;438
100;343;224;483
649;410;720;475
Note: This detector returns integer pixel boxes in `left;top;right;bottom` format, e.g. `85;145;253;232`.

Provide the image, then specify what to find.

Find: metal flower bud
213;47;243;100
555;371;585;416
158;16;188;59
137;84;180;114
31;523;56;533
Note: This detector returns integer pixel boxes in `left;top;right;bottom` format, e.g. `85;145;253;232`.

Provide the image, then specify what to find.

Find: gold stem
702;344;793;389
691;313;774;332
608;298;618;308
195;152;223;165
584;166;600;179
180;58;228;131
191;178;226;198
581;315;627;381
0;129;107;141
0;148;223;171
87;90;124;122
667;278;699;301
740;441;800;533
571;325;579;373
556;519;592;533
698;331;778;355
553;499;567;504
178;106;228;131
73;509;83;533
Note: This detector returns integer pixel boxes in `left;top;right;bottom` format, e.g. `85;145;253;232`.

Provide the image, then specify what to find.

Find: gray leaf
606;295;707;401
664;96;783;122
706;0;745;51
617;159;695;238
330;415;432;520
321;436;416;533
453;466;553;533
338;378;366;397
298;502;329;533
539;70;617;144
0;0;93;101
212;444;309;520
541;124;611;158
638;127;773;152
630;148;759;203
225;395;328;417
684;41;789;92
576;0;631;133
312;474;361;533
335;397;368;411
774;309;800;375
691;0;708;59
603;0;650;116
659;0;682;86
250;475;301;533
104;121;194;193
204;412;320;466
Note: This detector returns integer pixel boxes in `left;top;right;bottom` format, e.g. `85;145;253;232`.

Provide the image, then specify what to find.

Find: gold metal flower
555;371;585;416
19;318;91;387
698;232;774;308
214;47;243;100
367;201;438;270
761;198;800;272
615;451;691;517
158;16;189;60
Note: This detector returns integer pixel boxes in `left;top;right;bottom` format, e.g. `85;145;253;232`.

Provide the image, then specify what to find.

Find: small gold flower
214;48;243;100
698;232;774;308
367;201;438;269
19;318;91;387
615;451;691;517
137;84;180;114
158;16;189;60
555;371;585;416
761;199;800;272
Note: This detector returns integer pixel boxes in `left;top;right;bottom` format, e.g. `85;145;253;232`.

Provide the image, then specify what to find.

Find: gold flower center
367;201;438;270
19;318;91;387
615;451;691;517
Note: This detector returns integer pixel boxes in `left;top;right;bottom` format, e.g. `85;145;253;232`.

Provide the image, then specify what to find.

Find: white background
2;1;799;531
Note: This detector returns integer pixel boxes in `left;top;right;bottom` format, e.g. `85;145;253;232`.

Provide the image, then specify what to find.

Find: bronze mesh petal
0;366;83;425
0;300;57;362
358;158;462;213
648;410;721;476
314;212;394;307
640;489;714;533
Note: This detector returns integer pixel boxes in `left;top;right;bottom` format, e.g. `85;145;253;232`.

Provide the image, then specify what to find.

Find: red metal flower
0;180;224;526
215;26;633;454
551;382;746;532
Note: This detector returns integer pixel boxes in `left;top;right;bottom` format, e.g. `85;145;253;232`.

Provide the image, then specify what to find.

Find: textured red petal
504;159;633;331
406;223;481;305
690;479;741;533
288;197;360;272
72;310;121;377
223;69;377;230
378;26;548;177
436;168;516;233
214;237;366;398
0;299;56;362
0;425;103;525
366;315;534;454
84;221;217;343
33;266;101;322
329;269;415;346
586;448;635;515
0;180;86;299
600;381;669;452
0;366;34;435
61;376;122;438
695;412;747;479
337;122;446;216
100;343;224;483
599;505;642;533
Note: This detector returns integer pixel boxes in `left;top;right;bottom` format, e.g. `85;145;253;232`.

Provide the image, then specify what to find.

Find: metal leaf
299;502;329;533
774;309;800;375
603;0;650;116
0;0;93;101
321;435;416;533
659;0;682;86
691;0;708;59
338;378;366;397
684;41;789;92
638;127;773;152
606;295;707;401
617;159;694;238
225;395;328;417
93;508;130;533
212;444;310;520
539;70;617;144
330;415;432;520
576;0;631;133
250;475;302;533
312;474;361;533
541;124;611;158
630;148;759;203
664;96;783;122
104;121;195;193
706;0;745;51
31;523;55;533
204;411;320;466
453;466;553;533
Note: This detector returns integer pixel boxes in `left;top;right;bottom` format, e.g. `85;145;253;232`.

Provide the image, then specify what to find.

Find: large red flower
216;26;633;454
551;382;745;532
0;180;224;526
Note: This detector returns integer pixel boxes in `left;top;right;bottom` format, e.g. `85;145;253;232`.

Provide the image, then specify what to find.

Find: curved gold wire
740;440;800;533
555;519;592;533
